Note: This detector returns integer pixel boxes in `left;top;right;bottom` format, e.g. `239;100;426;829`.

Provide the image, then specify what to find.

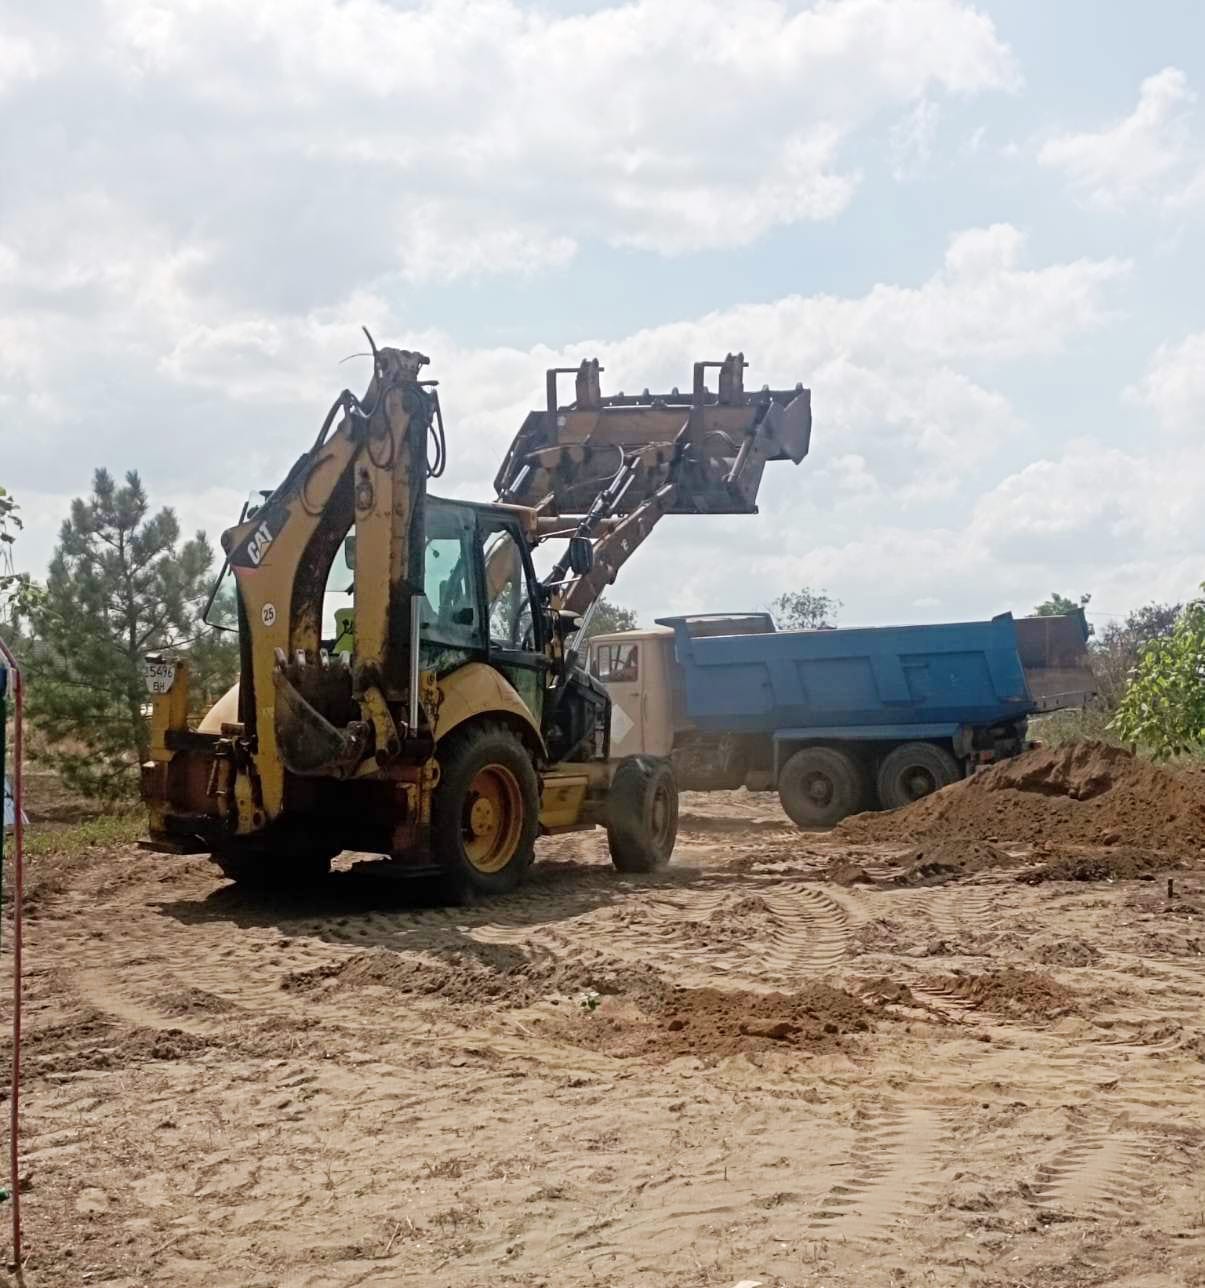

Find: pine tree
30;469;219;799
187;582;241;718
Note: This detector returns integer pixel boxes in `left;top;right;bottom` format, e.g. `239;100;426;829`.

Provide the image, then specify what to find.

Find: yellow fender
434;662;545;752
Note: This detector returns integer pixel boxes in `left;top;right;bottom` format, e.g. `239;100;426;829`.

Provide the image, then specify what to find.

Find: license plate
144;661;177;695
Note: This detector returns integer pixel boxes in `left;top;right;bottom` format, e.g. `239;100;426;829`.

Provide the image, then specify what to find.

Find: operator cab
320;495;553;718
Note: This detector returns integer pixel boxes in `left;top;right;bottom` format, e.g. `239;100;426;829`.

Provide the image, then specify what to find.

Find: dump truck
587;610;1095;828
140;346;810;895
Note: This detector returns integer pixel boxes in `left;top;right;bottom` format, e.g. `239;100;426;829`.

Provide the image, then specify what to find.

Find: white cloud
2;0;1017;288
746;434;1205;629
890;97;942;180
5;220;1130;625
150;224;1123;499
0;26;57;94
1038;66;1202;209
14;3;1205;635
1126;330;1205;434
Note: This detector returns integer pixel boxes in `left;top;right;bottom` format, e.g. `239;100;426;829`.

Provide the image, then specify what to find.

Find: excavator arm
219;345;436;818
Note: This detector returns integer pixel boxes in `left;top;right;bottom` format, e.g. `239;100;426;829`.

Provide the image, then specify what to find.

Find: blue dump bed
656;613;1042;735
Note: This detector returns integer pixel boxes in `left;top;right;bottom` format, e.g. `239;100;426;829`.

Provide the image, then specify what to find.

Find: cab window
592;641;639;682
479;518;539;652
319;500;485;654
322;536;355;652
421;502;482;648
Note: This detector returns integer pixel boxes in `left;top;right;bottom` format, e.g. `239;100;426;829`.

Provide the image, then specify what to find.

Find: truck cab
587;614;779;783
587;628;675;759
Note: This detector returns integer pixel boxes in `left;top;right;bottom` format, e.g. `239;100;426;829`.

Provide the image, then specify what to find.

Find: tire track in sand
909;885;998;940
468;879;855;990
807;1105;946;1240
1031;1129;1149;1219
609;881;852;987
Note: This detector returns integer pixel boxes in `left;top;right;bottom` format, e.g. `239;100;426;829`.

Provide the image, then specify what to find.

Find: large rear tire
432;723;540;900
876;741;961;810
606;756;679;873
777;746;865;829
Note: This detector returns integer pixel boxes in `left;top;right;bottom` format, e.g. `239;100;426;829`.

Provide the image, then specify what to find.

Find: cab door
477;514;550;722
590;639;644;757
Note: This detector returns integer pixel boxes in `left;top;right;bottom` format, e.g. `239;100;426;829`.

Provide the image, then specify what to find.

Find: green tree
1033;591;1093;637
1092;601;1182;708
0;484;21;560
1111;586;1205;760
771;586;840;630
188;582;241;718
30;469;217;799
0;485;42;628
581;597;639;643
1034;591;1089;615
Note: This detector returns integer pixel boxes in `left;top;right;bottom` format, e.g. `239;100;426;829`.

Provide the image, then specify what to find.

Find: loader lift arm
495;353;812;620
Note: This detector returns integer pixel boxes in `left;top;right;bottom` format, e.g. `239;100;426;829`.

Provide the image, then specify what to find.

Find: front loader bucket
495;353;811;517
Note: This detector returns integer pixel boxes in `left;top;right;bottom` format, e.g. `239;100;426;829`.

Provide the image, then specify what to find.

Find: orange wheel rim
462;763;523;874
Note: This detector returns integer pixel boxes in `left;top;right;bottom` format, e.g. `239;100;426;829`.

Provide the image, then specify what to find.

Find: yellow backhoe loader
140;341;810;898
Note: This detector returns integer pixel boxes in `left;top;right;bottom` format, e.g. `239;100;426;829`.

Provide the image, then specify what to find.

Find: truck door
591;639;644;757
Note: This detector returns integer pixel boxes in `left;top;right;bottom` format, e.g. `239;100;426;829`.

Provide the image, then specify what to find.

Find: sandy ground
3;787;1205;1287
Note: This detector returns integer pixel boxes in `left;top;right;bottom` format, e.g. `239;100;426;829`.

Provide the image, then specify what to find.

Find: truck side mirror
343;533;357;571
568;536;594;576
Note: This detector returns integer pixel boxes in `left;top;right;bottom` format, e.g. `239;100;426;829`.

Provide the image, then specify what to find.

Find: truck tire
210;842;335;890
607;756;678;873
777;746;865;829
876;741;961;811
432;722;539;900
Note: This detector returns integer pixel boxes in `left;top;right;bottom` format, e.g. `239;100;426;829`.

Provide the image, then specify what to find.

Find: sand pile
925;968;1079;1019
892;838;1016;886
284;940;666;1009
837;741;1205;849
569;984;874;1061
1018;848;1171;884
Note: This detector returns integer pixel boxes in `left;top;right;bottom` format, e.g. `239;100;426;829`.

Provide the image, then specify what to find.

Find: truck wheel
432;723;539;900
210;843;335;889
876;742;961;810
777;746;865;829
607;756;678;873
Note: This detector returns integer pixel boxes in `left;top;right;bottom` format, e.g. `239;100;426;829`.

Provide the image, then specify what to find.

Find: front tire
606;756;678;873
777;746;865;829
876;741;961;810
431;723;540;900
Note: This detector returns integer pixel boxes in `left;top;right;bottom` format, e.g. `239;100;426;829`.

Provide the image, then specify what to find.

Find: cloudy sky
3;0;1204;631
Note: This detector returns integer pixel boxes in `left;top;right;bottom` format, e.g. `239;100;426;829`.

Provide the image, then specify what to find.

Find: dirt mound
1029;937;1102;968
284;941;666;1010
1018;847;1172;885
837;741;1205;849
567;983;874;1061
892;838;1016;886
675;895;784;948
926;968;1078;1019
826;859;876;886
